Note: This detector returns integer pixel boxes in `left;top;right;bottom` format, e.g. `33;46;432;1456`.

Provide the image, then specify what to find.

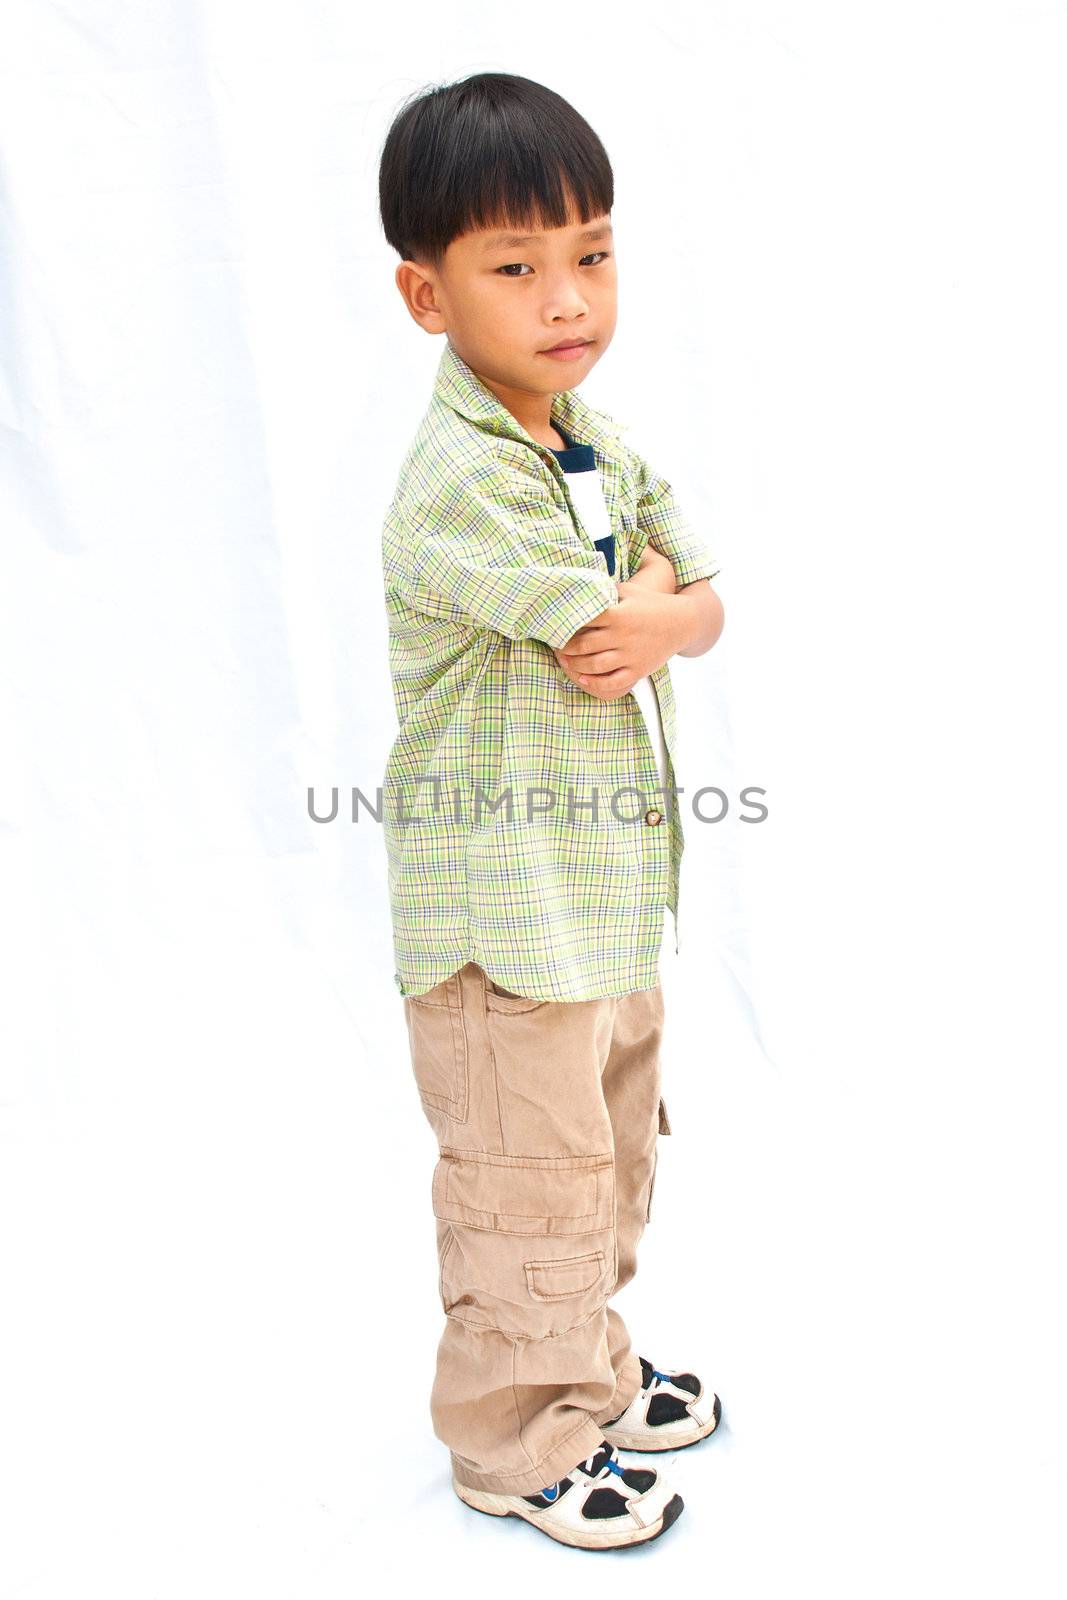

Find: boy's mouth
539;338;595;360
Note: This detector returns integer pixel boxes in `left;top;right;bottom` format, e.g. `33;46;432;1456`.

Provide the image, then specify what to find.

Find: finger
574;666;633;692
567;620;611;644
565;657;620;678
561;644;622;664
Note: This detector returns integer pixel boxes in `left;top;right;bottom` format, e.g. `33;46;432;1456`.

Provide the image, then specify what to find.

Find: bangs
379;72;614;267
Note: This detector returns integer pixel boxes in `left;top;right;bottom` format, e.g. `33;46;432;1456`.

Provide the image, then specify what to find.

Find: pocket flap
524;1249;606;1301
432;1150;613;1236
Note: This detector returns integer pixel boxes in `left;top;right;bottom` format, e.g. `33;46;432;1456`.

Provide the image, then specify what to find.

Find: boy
377;72;725;1549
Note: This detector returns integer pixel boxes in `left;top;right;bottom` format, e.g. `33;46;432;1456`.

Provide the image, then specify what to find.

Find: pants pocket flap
432;1150;614;1235
524;1250;607;1301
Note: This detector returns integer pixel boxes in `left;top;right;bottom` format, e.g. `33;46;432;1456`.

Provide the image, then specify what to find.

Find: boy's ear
395;260;447;335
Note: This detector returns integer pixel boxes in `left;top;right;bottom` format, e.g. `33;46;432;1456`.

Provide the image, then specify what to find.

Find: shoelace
540;1441;625;1499
539;1370;677;1498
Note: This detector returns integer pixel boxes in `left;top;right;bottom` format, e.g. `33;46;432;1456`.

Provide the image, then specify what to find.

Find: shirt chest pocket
615;513;640;580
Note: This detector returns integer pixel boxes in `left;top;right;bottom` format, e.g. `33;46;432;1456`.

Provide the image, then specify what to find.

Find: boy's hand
553;584;701;700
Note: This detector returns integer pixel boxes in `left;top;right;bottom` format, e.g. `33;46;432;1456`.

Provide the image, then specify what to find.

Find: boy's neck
471;366;567;451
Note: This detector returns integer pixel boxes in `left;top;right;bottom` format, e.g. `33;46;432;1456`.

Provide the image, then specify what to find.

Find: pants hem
449;1415;610;1497
590;1349;644;1427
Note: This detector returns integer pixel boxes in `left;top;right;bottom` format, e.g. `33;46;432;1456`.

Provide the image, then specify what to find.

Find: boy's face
401;197;617;404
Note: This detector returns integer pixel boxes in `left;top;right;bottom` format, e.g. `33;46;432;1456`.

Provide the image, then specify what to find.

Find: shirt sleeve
627;442;721;588
403;470;620;649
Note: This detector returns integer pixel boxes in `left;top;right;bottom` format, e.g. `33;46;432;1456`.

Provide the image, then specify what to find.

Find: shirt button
644;808;663;825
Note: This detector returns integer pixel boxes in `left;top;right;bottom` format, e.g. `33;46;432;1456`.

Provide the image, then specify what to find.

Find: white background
2;3;1065;1595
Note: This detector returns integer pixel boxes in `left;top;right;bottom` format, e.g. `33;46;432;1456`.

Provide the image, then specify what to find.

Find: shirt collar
431;337;629;462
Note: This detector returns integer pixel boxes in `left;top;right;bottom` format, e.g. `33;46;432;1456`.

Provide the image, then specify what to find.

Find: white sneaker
452;1438;684;1549
600;1355;723;1452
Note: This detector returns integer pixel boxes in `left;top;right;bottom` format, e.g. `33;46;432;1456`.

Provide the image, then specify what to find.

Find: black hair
378;71;614;269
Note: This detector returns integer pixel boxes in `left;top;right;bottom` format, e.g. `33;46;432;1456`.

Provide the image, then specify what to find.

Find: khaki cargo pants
402;959;671;1496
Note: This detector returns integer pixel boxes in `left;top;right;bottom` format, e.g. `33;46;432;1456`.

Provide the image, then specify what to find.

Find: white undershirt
560;465;670;798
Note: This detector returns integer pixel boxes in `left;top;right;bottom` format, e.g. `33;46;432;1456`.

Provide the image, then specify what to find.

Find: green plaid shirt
381;338;720;1001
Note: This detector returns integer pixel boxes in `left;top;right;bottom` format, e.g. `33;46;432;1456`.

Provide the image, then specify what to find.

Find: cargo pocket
432;1149;616;1337
403;971;469;1123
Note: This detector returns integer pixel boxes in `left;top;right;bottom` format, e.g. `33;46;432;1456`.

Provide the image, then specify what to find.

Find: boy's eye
496;251;611;277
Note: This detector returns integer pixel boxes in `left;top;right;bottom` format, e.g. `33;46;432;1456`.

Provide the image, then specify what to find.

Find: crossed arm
404;464;722;696
552;543;725;700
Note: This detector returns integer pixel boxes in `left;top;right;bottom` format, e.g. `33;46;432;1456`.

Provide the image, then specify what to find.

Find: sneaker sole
601;1393;723;1453
453;1481;685;1549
